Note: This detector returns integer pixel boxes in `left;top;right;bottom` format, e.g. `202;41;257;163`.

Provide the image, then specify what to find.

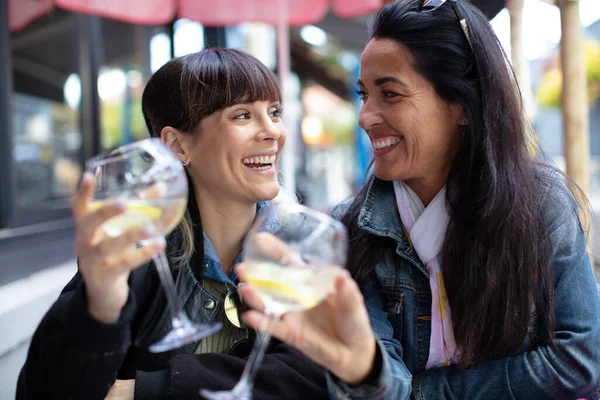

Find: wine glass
200;202;348;400
86;138;222;353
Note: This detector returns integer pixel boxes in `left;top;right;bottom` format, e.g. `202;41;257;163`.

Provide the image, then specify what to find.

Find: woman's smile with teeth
373;137;402;150
242;154;276;171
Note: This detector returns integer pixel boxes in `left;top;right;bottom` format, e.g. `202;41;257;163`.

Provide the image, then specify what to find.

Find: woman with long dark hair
240;1;600;398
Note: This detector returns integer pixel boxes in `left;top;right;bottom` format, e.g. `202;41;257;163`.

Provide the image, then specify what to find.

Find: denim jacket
327;176;600;400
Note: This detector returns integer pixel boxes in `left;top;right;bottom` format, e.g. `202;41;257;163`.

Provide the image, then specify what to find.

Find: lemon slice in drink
90;202;162;237
246;277;320;310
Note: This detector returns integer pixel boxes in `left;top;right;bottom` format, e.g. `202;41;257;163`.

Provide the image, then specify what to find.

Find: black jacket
16;233;328;400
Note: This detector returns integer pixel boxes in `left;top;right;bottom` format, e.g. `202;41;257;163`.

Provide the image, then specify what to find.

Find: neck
194;185;257;275
405;175;447;207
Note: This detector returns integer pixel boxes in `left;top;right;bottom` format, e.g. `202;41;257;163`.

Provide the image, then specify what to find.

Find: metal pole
277;0;296;199
204;27;227;48
352;62;371;188
0;0;15;228
167;21;176;59
78;15;103;157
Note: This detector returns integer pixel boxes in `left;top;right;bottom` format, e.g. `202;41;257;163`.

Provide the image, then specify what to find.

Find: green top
195;278;248;354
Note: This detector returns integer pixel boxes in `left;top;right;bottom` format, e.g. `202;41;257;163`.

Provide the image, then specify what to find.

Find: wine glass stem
152;249;185;326
232;310;279;396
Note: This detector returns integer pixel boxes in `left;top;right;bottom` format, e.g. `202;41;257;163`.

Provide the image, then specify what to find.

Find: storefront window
98;19;156;150
98;18;205;150
98;65;147;149
173;19;204;57
10;10;83;209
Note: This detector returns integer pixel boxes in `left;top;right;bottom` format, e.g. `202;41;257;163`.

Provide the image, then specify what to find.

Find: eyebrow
356;76;409;88
236;99;279;105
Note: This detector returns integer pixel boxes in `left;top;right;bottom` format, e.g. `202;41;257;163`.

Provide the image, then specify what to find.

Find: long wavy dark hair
342;0;565;367
141;48;281;271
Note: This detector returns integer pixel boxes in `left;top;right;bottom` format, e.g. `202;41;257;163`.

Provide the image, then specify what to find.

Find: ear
450;102;468;126
160;126;188;163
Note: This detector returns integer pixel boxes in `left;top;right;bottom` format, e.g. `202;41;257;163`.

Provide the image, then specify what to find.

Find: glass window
97;18;205;150
227;23;276;70
173;19;204;57
10;10;83;210
98;19;158;150
150;31;172;73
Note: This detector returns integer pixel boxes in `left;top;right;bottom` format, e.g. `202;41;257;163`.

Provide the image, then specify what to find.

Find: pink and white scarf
393;180;458;369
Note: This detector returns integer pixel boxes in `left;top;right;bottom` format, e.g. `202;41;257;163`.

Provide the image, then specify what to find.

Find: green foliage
537;40;600;107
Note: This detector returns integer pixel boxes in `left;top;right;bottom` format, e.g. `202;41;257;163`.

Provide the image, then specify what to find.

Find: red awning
9;0;382;32
9;0;53;32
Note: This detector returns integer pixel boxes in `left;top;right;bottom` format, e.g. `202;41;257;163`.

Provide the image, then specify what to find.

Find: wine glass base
149;322;223;353
200;388;250;400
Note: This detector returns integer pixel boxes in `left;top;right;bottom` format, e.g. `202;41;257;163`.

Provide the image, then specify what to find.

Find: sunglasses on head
417;0;473;50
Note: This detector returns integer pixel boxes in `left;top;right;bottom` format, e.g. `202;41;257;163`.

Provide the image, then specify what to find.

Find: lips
372;136;402;150
242;154;276;166
370;135;403;157
241;153;277;174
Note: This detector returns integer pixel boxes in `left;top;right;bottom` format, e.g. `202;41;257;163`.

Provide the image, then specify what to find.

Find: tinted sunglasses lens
421;0;445;11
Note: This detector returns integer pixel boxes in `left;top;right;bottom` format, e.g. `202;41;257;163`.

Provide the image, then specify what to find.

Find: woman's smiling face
358;38;463;193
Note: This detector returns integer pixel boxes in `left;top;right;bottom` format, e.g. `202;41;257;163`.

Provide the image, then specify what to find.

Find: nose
358;100;384;131
257;115;284;142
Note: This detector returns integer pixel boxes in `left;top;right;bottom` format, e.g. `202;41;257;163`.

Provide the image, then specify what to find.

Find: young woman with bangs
17;48;329;400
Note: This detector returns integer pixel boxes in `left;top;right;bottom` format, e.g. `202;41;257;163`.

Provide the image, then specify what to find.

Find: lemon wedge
124;204;162;218
246;277;299;297
90;201;162;237
246;277;319;309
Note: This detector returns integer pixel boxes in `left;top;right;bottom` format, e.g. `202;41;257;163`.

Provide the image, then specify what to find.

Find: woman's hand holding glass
72;173;166;324
237;243;378;386
201;202;355;399
76;138;221;352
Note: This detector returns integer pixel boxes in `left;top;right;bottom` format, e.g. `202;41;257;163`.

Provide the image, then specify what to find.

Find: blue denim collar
358;178;427;276
358;178;404;242
202;201;270;284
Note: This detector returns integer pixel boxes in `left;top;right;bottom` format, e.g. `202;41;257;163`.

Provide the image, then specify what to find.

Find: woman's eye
270;107;283;118
233;112;250;120
356;90;367;102
382;91;399;99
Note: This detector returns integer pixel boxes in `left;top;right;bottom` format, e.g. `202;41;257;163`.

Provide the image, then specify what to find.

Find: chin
253;183;280;203
372;164;406;182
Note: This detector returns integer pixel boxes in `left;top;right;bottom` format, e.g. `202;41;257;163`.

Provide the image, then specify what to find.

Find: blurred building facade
1;7;163;288
0;0;378;287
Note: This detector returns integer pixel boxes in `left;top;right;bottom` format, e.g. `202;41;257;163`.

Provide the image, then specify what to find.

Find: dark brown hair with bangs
141;48;282;270
142;47;281;136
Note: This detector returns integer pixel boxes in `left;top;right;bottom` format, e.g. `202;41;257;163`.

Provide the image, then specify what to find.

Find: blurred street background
1;0;600;398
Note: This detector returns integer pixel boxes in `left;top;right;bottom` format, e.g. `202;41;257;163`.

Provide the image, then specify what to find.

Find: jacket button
203;299;216;310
